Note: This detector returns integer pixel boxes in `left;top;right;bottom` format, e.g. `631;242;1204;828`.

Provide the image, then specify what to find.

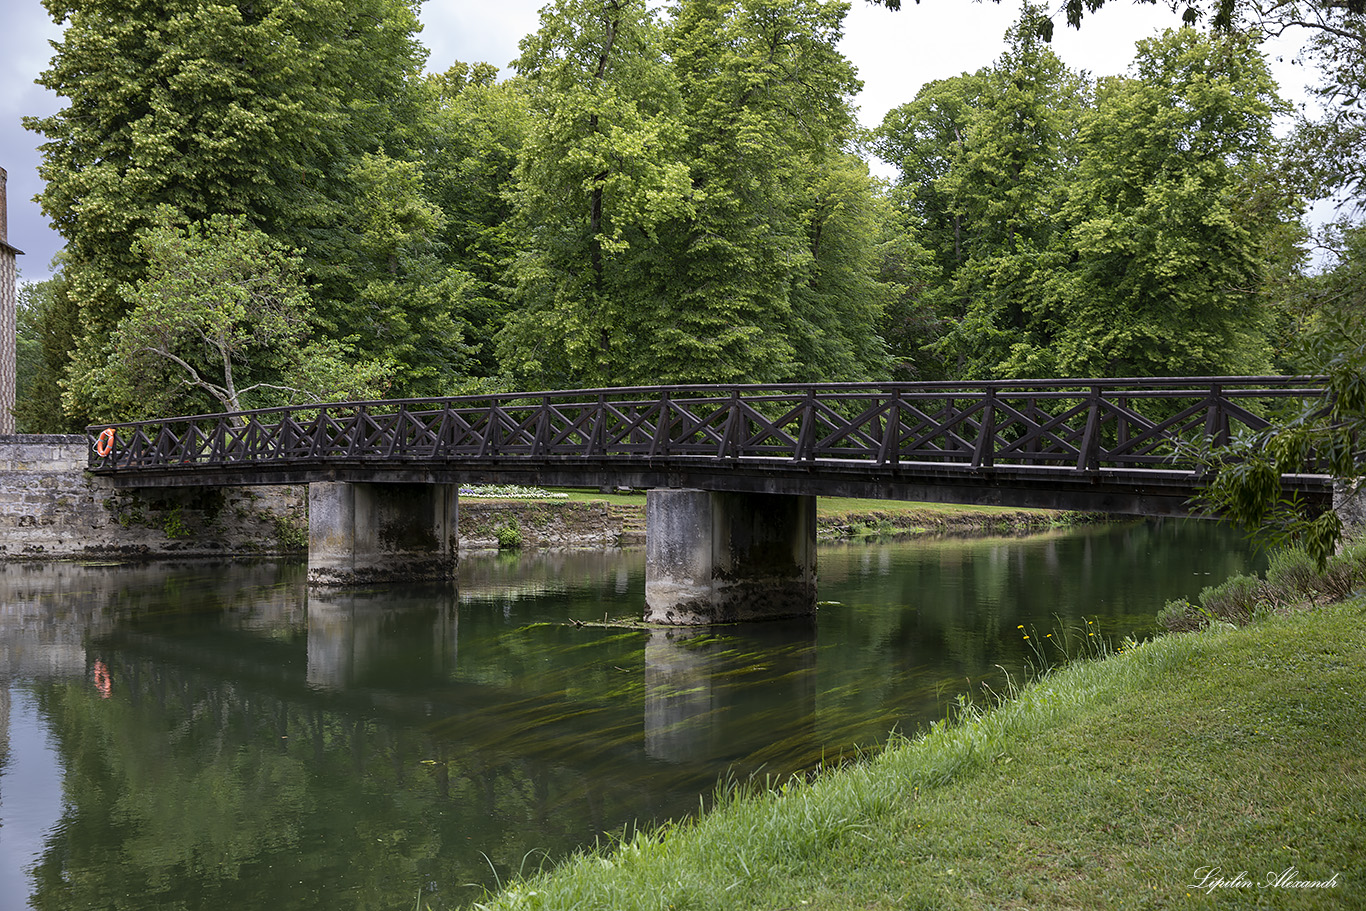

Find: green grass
468;600;1366;910
524;489;1065;524
552;487;649;507
813;496;1054;520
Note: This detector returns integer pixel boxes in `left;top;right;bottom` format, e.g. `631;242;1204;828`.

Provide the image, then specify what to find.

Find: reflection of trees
6;522;1262;909
812;519;1263;737
25;648;680;910
15;565;822;910
457;548;642;604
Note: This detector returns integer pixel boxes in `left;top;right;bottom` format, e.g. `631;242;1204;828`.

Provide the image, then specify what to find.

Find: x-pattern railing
87;377;1329;478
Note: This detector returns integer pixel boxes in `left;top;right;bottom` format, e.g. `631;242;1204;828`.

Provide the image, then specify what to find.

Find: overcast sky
2;0;1312;284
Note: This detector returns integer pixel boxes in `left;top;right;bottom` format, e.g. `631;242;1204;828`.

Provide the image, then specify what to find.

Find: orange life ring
95;428;116;457
94;659;112;698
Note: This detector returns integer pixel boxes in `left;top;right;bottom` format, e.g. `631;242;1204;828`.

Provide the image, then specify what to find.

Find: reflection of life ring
93;660;112;698
95;428;115;457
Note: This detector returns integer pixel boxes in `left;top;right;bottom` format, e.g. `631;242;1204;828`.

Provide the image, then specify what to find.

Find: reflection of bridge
86;379;1334;622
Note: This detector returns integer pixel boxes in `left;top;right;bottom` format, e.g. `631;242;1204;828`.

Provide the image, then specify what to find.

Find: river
0;517;1261;910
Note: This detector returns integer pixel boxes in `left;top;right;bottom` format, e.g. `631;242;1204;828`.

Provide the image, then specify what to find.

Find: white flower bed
458;485;569;499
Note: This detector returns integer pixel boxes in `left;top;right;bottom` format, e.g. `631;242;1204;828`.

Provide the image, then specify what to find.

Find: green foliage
162;506;190;539
499;0;885;387
421;63;530;377
75;210;391;420
26;0;428;420
273;515;308;551
326;151;474;396
495;519;525;549
1159;541;1366;631
13;272;86;433
874;16;1296;381
1051;28;1290;378
498;0;691;387
1290;14;1366;204
662;0;876;384
1196;222;1366;564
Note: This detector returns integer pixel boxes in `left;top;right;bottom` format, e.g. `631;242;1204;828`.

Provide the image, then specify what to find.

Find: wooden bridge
86;377;1334;622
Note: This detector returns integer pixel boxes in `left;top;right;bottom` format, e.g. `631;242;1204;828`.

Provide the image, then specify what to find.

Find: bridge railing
86;377;1329;477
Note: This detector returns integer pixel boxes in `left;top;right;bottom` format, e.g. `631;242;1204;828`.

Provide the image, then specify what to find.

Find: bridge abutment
308;482;458;585
644;489;817;625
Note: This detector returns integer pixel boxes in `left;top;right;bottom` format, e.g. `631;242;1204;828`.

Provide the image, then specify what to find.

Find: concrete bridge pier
308;481;458;585
644;488;817;625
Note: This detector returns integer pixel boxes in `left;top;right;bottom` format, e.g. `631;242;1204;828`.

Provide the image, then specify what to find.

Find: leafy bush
1159;540;1366;632
1265;547;1319;601
495;520;524;549
1156;598;1205;633
1196;574;1263;626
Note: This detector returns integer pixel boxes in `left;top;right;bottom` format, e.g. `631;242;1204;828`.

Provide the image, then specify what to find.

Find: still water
0;518;1261;910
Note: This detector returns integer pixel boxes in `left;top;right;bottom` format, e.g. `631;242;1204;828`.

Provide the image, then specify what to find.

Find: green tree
875;73;989;278
75;211;390;420
660;0;874;383
326;152;474;397
1287;11;1366;207
497;0;691;388
1198;221;1366;564
1053;28;1293;377
26;0;427;419
421;63;531;379
13;272;85;433
926;6;1089;378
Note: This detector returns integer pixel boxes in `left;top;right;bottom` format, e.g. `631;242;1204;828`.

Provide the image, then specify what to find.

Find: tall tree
1053;28;1294;377
421;63;531;379
497;0;691;388
25;0;427;419
1287;11;1366;208
12;271;83;433
661;0;875;384
325;151;474;397
924;6;1090;378
1197;221;1366;564
874;72;989;278
74;211;391;421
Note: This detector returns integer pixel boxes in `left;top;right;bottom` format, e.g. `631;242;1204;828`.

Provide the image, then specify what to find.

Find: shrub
1159;539;1366;632
1265;547;1318;603
495;520;523;549
1157;598;1205;633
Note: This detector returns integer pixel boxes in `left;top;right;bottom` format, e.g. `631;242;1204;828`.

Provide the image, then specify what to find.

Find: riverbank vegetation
466;591;1366;910
1159;535;1366;630
465;486;1082;540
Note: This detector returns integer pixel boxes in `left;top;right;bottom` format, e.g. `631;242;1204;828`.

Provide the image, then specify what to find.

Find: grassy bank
469;601;1366;910
525;488;1078;539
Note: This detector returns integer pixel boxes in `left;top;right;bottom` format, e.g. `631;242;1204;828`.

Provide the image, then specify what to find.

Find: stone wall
457;499;639;550
0;434;307;559
1336;482;1366;537
1;436;637;559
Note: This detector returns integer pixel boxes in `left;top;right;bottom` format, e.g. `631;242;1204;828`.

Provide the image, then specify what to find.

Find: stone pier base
644;488;817;625
308;482;457;585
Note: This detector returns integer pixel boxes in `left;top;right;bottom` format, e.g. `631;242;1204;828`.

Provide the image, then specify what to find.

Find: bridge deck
86;377;1336;516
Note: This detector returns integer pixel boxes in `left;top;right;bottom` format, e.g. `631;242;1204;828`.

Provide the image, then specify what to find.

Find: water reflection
644;622;817;764
306;587;459;691
0;518;1264;910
